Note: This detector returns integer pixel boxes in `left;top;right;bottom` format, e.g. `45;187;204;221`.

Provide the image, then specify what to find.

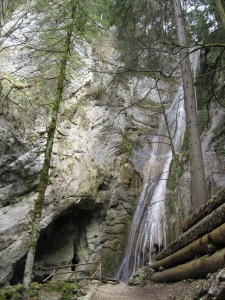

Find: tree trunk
182;187;225;233
152;222;225;271
151;248;225;283
173;0;208;211
22;8;75;299
215;0;225;31
156;201;225;261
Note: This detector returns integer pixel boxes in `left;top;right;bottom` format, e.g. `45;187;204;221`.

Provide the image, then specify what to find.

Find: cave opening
10;202;103;284
71;251;79;271
10;254;26;285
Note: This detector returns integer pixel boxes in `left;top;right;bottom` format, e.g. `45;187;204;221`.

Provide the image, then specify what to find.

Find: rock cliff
0;10;225;287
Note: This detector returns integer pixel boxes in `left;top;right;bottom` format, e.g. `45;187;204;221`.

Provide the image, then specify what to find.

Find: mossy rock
0;293;6;300
0;282;81;300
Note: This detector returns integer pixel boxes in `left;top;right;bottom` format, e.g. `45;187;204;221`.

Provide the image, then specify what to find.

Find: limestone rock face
0;119;42;207
164;85;225;246
201;101;225;195
0;16;167;284
0;9;225;287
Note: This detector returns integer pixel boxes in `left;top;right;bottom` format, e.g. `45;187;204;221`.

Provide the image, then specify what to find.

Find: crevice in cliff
9;201;104;284
10;254;26;285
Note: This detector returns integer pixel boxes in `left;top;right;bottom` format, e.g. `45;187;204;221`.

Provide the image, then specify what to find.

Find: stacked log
152;223;225;271
150;188;225;283
182;187;225;233
156;202;225;261
151;249;225;283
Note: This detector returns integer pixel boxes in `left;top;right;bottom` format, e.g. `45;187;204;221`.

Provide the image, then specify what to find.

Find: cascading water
116;86;186;281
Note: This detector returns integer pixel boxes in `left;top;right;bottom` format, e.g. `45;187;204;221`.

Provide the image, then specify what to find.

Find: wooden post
74;270;77;283
42;261;103;283
99;261;102;281
53;268;56;282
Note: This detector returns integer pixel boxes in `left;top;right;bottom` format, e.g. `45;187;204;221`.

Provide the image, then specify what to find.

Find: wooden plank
46;261;101;270
107;278;120;283
42;261;102;282
42;273;54;282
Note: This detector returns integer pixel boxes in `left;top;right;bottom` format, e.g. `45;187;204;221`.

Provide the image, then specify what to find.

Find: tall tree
110;0;209;211
173;0;208;210
0;0;31;113
186;0;225;111
215;0;225;30
0;0;31;44
22;1;90;298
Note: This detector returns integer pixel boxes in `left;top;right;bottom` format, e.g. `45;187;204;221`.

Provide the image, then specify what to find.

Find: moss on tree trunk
22;5;76;299
173;0;208;211
215;0;225;31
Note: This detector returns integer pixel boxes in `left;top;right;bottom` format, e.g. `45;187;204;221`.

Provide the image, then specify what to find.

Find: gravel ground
91;279;209;300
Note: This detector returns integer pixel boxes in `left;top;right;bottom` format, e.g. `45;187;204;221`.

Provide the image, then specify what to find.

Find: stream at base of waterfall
116;87;186;281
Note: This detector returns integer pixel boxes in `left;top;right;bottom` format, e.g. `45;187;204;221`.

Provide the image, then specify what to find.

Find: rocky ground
91;268;225;300
91;280;208;300
0;271;223;300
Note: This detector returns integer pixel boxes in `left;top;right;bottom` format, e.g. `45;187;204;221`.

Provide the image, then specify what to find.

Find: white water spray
116;87;186;281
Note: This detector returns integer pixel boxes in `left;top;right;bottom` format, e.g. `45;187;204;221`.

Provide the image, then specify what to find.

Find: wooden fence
43;261;102;283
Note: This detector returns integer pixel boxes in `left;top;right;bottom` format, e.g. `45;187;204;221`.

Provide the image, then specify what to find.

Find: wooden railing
43;261;102;283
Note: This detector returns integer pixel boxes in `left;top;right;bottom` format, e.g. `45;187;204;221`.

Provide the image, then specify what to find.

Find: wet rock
128;267;155;286
207;269;225;300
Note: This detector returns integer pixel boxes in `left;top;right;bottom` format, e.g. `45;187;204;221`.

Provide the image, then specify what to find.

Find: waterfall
116;86;186;281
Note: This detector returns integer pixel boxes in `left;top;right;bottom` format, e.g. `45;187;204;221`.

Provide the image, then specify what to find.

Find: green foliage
213;126;221;136
198;110;208;134
212;118;225;157
0;294;6;300
167;155;178;190
0;75;31;112
109;0;178;78
34;197;43;216
195;28;225;110
87;0;112;29
218;149;225;155
182;131;189;156
187;0;217;43
121;213;133;224
119;134;133;156
29;290;38;297
138;267;153;286
166;195;175;215
113;240;121;248
0;282;80;300
27;241;37;249
139;275;147;286
102;252;115;273
0;0;27;30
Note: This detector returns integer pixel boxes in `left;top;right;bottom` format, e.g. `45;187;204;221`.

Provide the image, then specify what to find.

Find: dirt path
91;280;206;300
